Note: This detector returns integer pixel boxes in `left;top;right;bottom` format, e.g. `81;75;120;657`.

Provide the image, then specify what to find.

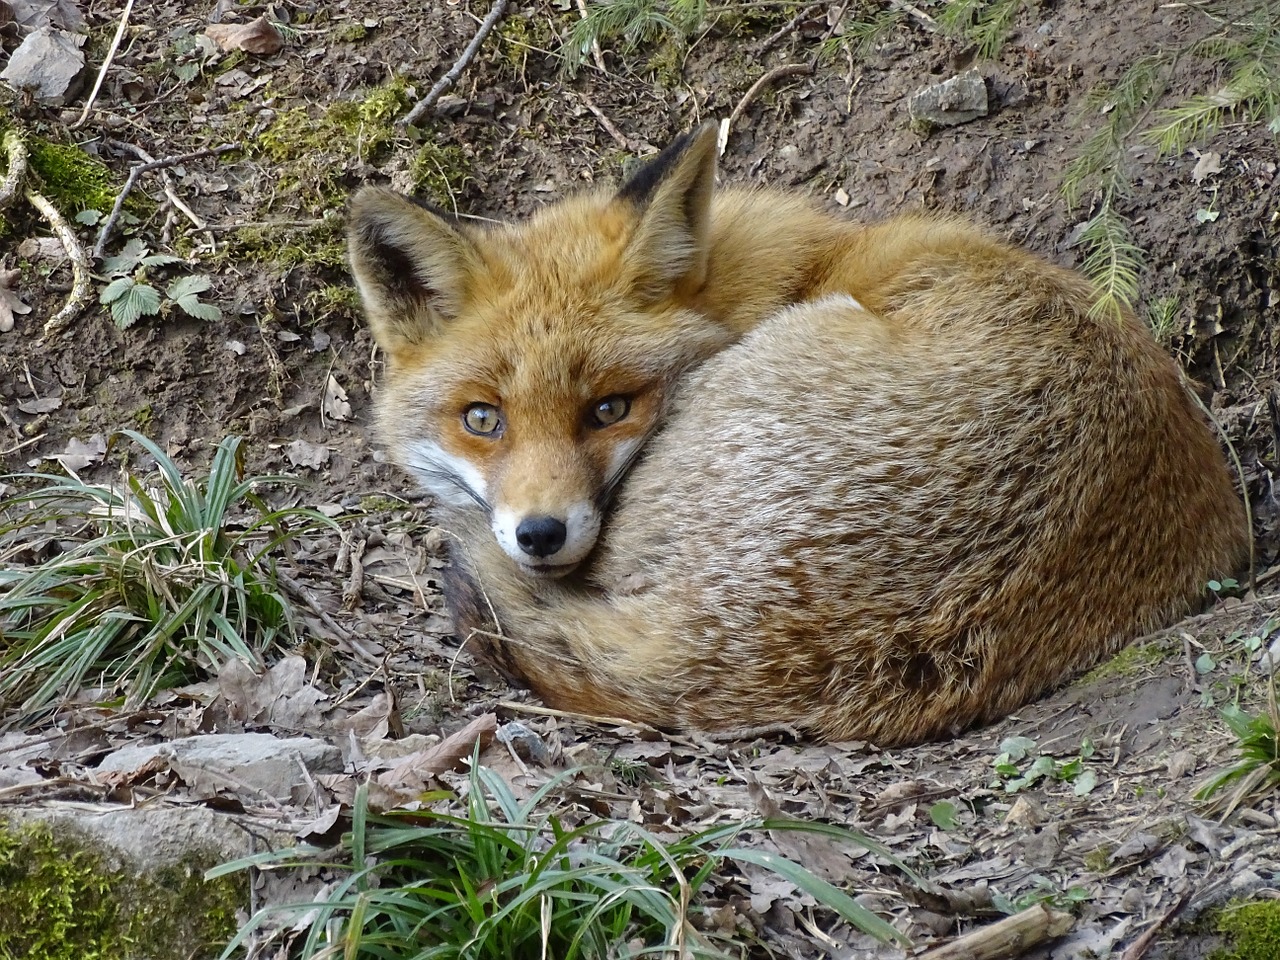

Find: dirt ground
2;0;1280;956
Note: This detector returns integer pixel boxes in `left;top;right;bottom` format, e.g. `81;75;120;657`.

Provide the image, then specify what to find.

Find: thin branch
0;130;28;212
27;192;92;340
721;62;815;154
71;0;136;129
917;904;1074;959
759;3;821;54
402;0;510;126
93;144;235;259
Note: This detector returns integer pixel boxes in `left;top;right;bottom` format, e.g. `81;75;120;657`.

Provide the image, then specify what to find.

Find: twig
916;904;1074;959
204;218;327;233
1119;888;1194;960
0;130;27;211
93;144;235;259
0;433;45;458
722;62;815;154
889;0;938;30
580;95;634;151
27;191;92;340
70;0;136;129
402;0;510;126
759;3;820;53
276;570;385;666
574;0;608;72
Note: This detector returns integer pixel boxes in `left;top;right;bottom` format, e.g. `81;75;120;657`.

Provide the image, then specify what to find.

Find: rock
0;25;86;105
97;732;344;803
908;69;989;130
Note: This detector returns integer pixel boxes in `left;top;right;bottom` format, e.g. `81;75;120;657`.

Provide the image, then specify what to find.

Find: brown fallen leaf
0;267;31;333
379;713;498;791
205;15;284;56
323;374;353;421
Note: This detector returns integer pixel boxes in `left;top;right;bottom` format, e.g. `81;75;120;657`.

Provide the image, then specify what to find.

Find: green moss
1080;641;1168;684
1211;899;1280;960
1081;845;1112;873
27;140;119;214
334;21;368;42
0;818;244;960
409;141;471;206
229;219;346;272
302;282;361;322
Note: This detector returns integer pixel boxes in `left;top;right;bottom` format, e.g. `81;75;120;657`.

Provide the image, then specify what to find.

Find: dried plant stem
27;191;92;340
93;143;234;259
402;0;510;126
0;130;28;211
71;0;136;129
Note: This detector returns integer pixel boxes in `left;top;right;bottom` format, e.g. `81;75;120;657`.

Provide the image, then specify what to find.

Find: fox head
348;123;730;576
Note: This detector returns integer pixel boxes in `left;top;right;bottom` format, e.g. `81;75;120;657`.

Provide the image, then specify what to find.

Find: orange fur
349;124;1249;745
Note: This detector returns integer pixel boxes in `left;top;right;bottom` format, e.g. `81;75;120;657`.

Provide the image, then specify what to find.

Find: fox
347;123;1249;745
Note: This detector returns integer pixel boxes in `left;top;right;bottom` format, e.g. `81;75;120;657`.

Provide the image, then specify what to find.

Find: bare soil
2;1;1279;957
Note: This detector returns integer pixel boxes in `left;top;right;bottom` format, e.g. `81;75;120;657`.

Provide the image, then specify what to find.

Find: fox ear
616;122;719;301
346;187;484;358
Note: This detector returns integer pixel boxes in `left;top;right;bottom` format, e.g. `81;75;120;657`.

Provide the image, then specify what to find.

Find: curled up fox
348;124;1248;746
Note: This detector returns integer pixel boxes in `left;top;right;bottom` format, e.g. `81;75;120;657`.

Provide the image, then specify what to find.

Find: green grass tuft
0;431;337;727
215;762;922;958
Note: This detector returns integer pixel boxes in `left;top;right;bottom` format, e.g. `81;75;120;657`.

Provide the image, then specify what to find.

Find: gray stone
908;69;989;129
3;801;296;869
0;26;86;105
97;732;344;803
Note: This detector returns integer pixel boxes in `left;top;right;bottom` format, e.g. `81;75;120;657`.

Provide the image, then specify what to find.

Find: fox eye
463;403;502;436
590;396;630;427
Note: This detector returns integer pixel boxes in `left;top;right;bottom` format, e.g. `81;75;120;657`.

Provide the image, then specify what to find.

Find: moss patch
0;818;244;960
1080;640;1169;684
1211;899;1280;960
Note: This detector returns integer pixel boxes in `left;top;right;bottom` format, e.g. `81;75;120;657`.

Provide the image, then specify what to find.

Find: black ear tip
617;123;719;206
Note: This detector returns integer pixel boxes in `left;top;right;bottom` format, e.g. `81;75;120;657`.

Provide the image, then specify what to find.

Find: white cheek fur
400;438;489;507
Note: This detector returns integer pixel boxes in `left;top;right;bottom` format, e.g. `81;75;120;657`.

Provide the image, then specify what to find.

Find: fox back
350;125;1249;745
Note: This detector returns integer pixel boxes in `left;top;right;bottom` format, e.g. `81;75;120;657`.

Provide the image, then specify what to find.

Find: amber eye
463;403;502;436
590;396;630;427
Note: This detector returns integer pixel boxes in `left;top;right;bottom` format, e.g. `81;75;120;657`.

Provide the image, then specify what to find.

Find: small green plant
565;0;708;73
1061;1;1280;319
935;0;1025;60
1195;692;1280;815
993;736;1099;795
98;238;222;328
992;875;1090;915
216;763;922;958
0;431;335;725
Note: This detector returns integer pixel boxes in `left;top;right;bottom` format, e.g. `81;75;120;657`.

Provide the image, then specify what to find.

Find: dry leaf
286;438;331;470
1190;150;1223;184
379;713;498;789
49;434;107;471
0;267;30;333
205;15;284;55
323;374;353;421
17;396;60;414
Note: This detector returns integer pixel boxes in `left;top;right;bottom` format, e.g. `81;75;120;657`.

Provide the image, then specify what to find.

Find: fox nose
515;516;568;558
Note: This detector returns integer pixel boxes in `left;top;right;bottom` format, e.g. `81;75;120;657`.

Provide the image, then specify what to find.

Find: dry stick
574;0;608;72
1119;888;1194;960
92;144;235;259
0;130;27;211
70;0;136;129
27;192;92;340
759;2;821;54
722;62;816;153
402;0;510;126
889;0;938;29
581;95;633;151
916;904;1074;960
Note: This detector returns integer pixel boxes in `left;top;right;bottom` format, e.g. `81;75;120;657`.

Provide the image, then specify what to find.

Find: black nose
515;516;568;558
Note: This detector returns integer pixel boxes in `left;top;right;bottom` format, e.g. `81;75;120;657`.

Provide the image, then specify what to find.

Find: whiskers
400;450;491;512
